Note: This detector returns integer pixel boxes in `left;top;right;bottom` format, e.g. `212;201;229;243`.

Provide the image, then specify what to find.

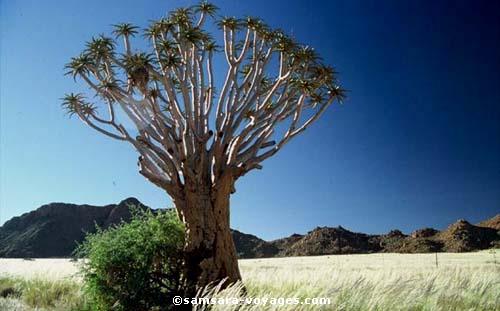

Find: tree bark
174;173;241;294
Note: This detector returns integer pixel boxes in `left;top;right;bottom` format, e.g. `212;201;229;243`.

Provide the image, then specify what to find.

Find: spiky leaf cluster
62;1;345;197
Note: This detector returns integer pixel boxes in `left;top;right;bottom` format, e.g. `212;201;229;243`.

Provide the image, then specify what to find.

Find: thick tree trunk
174;173;241;293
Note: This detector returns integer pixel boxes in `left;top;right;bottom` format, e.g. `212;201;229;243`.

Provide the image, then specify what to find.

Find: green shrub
75;209;185;311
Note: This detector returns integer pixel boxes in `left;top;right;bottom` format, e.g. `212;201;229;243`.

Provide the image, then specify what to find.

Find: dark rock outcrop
375;219;498;254
386;229;406;238
477;214;500;230
231;229;279;258
438;219;498;252
411;228;439;238
277;226;380;257
0;198;146;258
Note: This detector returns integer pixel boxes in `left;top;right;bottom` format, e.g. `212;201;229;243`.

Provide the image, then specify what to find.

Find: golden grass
201;251;500;310
0;251;499;310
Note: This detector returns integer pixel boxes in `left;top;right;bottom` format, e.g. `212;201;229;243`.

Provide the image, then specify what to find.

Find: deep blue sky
1;0;499;240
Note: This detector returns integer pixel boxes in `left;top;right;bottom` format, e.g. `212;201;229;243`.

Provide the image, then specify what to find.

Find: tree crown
63;2;345;199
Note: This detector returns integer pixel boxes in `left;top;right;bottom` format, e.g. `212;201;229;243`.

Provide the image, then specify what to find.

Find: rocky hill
0;198;145;258
477;214;500;230
438;219;498;252
231;230;279;258
276;226;380;257
0;199;498;258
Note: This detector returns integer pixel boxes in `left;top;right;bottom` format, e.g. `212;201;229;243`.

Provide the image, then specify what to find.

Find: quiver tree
62;1;344;290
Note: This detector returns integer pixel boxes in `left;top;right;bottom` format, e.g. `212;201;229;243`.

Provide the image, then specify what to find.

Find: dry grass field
0;251;499;310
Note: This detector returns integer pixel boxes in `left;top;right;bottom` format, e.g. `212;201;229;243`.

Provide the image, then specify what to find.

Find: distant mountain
0;198;145;258
231;229;278;258
0;199;498;258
